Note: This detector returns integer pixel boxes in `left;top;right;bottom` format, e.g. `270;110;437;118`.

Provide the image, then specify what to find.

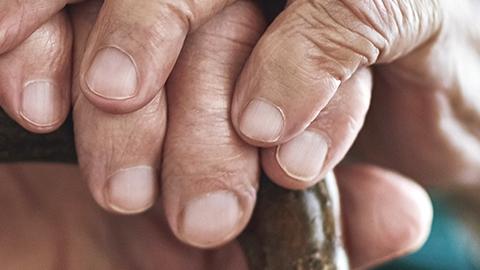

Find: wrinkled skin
1;1;432;269
356;0;480;188
0;0;479;268
237;0;480;190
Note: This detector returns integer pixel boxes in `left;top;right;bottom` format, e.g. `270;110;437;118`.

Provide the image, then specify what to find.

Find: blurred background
376;192;480;270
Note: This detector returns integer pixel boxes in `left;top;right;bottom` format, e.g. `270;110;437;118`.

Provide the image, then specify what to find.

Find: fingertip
75;95;166;216
238;98;286;144
260;129;332;190
76;0;184;114
104;165;158;214
261;145;323;190
275;130;328;182
174;189;255;249
19;80;69;133
260;68;373;190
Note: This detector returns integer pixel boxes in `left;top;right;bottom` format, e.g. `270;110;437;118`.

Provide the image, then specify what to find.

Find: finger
78;0;236;114
71;1;166;214
336;164;433;269
261;68;371;189
0;0;80;54
0;12;71;133
231;0;441;146
162;1;264;248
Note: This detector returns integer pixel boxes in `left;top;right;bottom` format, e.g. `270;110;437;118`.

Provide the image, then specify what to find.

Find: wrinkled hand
229;0;479;191
2;1;479;187
3;0;478;268
355;1;480;188
0;1;433;268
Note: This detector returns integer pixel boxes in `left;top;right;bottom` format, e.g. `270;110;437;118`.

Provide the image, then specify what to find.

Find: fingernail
180;191;242;248
105;166;156;214
276;131;328;182
21;80;62;127
85;47;138;100
239;99;284;142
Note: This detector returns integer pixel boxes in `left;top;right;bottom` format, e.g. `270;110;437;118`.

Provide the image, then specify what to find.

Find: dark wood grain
239;173;348;270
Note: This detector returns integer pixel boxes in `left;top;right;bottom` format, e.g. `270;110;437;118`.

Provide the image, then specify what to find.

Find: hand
3;1;479;188
355;1;480;188
0;0;447;267
230;0;480;191
69;2;432;268
0;1;433;267
0;0;384;192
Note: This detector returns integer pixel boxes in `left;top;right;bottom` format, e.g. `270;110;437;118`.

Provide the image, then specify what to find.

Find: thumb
231;0;442;146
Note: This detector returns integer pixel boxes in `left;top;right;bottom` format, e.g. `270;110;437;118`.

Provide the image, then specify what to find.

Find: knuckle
157;1;192;31
290;0;441;71
293;0;384;70
109;2;188;53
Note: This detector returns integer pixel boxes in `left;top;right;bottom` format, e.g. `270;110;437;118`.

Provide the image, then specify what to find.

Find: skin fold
0;0;479;268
